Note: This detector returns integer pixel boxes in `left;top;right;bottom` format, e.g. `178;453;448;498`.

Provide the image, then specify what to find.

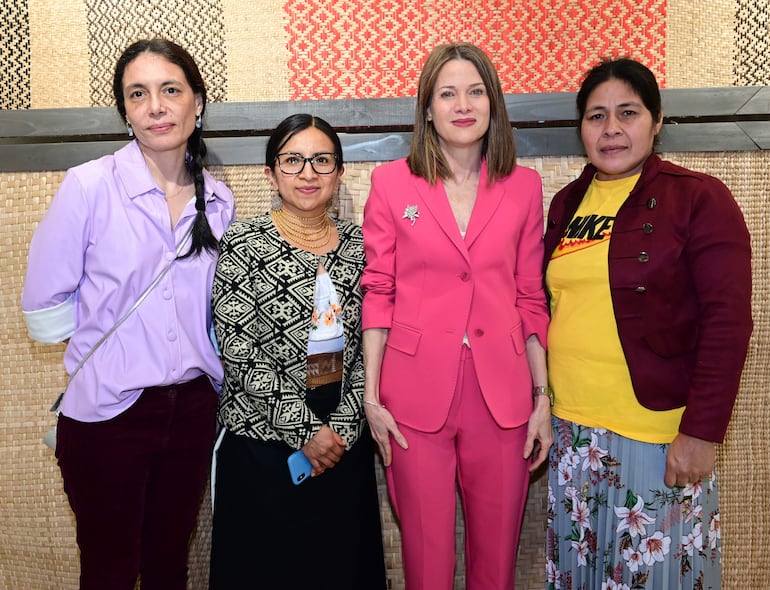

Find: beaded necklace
271;207;333;250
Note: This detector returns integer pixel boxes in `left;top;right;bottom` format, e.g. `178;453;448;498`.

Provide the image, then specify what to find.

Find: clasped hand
302;425;347;476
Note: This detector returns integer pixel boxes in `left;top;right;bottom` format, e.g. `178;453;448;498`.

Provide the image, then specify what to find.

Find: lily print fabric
547;417;722;590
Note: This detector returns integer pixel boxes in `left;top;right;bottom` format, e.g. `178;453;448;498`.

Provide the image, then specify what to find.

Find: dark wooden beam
0;87;767;171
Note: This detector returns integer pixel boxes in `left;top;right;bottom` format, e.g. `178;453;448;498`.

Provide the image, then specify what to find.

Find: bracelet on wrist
532;385;554;406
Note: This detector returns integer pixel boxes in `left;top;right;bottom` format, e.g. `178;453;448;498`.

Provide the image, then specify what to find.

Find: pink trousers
386;346;530;590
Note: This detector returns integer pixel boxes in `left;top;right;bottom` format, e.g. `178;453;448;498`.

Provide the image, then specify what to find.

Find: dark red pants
55;375;217;590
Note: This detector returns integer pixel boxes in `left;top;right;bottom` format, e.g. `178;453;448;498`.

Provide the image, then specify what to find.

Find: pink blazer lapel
413;178;469;260
464;160;505;248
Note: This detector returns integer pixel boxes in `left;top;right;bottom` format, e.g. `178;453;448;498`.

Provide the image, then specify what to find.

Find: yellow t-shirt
546;174;683;444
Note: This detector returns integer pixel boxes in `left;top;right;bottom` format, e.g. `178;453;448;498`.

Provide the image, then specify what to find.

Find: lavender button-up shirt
22;140;235;422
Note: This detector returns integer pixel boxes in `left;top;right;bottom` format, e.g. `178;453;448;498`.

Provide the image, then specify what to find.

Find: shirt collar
114;140;225;204
114;140;159;199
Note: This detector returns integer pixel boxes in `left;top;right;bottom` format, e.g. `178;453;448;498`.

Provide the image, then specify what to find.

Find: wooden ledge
0;87;768;171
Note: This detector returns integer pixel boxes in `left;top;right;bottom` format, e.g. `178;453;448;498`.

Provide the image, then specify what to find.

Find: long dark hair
113;38;218;258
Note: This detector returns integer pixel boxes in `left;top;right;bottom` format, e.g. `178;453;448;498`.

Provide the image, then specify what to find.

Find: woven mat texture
9;0;767;110
2;152;768;589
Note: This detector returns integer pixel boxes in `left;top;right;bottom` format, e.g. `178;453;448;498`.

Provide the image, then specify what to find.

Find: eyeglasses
275;152;338;175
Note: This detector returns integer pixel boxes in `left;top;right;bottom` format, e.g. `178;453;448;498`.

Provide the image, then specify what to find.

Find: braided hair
113;38;218;258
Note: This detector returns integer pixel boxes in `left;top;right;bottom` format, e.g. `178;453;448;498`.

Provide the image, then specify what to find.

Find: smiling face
265;126;344;217
121;52;202;160
580;78;662;180
427;58;490;152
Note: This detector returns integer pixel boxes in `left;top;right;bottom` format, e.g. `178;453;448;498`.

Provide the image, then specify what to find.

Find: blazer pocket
386;321;422;356
510;323;526;355
643;320;698;358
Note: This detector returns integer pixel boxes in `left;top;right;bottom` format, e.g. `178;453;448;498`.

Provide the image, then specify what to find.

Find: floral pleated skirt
547;417;721;590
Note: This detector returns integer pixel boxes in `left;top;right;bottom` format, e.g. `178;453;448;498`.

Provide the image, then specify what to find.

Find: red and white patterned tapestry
285;0;668;100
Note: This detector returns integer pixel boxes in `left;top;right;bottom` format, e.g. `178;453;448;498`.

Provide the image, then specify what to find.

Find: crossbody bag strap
50;224;194;412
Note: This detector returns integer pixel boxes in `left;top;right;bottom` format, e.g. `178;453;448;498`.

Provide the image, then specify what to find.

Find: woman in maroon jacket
543;58;752;590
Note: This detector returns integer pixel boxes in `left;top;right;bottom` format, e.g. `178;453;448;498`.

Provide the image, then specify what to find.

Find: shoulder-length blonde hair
407;43;516;185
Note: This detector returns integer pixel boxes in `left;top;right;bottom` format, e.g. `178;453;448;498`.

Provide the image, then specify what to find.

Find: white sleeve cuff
23;294;76;343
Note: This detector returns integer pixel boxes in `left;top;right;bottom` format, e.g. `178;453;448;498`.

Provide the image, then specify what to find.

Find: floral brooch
402;204;420;226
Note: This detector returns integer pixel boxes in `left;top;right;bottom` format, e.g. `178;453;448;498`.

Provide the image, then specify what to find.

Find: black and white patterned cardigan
212;213;366;450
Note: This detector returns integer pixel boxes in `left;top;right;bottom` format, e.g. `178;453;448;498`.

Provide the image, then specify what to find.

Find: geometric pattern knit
212;214;366;451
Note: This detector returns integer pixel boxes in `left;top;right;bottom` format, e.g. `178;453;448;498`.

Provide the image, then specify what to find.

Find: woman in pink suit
361;42;552;590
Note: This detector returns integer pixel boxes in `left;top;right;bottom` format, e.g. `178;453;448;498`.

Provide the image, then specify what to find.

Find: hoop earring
195;114;202;129
126;121;134;137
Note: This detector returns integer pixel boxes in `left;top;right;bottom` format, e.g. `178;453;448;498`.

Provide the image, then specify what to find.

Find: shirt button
163;289;172;300
167;331;177;341
635;286;647;293
638;252;649;263
166;252;175;261
642;223;654;234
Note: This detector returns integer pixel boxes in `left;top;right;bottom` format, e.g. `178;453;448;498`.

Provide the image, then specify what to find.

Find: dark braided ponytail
181;123;218;258
113;38;218;258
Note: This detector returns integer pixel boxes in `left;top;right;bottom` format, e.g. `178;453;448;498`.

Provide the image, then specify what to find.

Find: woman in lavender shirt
21;39;234;590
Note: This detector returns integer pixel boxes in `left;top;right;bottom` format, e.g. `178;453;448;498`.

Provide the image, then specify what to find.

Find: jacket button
474;328;484;337
647;198;657;209
638;251;649;262
642;223;654;234
548;219;557;227
459;272;470;282
635;286;647;293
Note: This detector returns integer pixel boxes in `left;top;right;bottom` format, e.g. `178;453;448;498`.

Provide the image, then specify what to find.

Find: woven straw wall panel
0;1;31;109
18;0;770;108
219;0;290;102
666;0;736;87
284;0;667;99
22;0;676;107
663;151;770;589
84;0;228;106
735;0;770;85
28;2;90;108
4;151;768;588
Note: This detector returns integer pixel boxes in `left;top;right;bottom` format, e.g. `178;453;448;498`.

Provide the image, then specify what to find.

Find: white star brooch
402;204;420;226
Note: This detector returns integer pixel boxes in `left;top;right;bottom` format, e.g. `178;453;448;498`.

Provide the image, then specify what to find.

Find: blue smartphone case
287;450;312;485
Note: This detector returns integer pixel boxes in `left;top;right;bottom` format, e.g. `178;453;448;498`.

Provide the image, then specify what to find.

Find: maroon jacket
543;154;752;442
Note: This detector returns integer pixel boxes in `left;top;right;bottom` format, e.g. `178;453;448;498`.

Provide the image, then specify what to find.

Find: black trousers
209;428;387;590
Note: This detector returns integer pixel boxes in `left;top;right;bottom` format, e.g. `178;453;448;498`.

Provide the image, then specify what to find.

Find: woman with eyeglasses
209;113;387;590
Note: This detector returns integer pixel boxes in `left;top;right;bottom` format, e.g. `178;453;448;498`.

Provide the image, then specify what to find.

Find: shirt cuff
23;294;75;343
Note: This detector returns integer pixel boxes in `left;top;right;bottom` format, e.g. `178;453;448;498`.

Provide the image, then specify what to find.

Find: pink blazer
361;158;549;433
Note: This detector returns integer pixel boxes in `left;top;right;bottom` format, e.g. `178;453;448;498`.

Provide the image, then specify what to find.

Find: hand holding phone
287;450;313;485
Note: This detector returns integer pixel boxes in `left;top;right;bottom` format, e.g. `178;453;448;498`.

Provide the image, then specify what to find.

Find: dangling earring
271;191;282;211
126;121;134;137
328;184;341;212
195;114;202;129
